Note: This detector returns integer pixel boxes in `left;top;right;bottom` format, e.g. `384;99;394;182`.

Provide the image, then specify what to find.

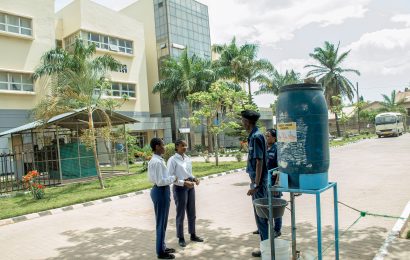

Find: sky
55;0;410;108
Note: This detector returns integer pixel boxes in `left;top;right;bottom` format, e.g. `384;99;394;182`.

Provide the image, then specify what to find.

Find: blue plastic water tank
276;83;330;190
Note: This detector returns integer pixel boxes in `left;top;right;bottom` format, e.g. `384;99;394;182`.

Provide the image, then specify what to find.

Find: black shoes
274;231;282;238
158;252;175;259
178;238;186;247
251;250;261;257
165;248;176;254
178;234;204;248
252;230;260;234
190;234;204;242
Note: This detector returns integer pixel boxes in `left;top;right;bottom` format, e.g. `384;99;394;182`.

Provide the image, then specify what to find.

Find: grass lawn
330;133;376;147
0;161;246;220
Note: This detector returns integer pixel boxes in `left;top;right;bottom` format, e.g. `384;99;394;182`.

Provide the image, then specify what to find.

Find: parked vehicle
375;112;404;137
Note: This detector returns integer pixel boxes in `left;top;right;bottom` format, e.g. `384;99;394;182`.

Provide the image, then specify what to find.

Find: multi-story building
0;0;172;152
0;0;56;152
122;0;212;145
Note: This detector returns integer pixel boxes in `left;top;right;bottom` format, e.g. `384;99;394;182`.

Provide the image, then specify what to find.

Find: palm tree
305;41;360;137
33;38;122;189
153;49;215;148
212;37;273;102
380;90;406;113
255;69;301;95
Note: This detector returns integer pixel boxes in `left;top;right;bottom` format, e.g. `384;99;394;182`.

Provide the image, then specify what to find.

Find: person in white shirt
148;138;177;259
167;139;204;248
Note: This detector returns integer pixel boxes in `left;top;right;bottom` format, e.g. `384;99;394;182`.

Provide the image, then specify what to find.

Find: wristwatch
250;183;260;190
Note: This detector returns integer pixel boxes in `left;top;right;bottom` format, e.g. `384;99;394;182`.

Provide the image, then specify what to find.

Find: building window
64;31;133;55
0;12;32;36
117;64;128;73
0;71;34;92
108;82;136;98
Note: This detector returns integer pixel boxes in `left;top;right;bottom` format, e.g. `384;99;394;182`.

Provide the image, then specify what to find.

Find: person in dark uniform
167;139;203;248
148;138;177;259
265;128;282;237
241;110;269;258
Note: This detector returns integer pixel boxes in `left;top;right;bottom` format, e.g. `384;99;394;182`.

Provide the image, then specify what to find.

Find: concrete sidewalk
0;134;409;259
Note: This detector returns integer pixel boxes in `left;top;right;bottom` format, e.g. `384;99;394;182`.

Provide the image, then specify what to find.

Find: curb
373;200;410;260
0;167;246;228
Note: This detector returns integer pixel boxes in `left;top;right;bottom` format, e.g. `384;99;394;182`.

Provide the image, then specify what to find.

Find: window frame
0;12;32;37
0;71;34;93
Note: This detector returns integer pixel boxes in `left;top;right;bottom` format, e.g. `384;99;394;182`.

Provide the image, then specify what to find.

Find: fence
0;142;128;194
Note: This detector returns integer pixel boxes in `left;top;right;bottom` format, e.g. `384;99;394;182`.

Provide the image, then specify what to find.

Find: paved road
0;134;409;260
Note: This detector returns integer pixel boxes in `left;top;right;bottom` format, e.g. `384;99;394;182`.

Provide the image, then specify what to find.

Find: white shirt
167;153;194;187
148;154;176;186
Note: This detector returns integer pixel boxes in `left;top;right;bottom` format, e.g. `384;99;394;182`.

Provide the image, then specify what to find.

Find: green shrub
406;230;410;239
235;152;243;162
194;144;204;153
164;143;175;162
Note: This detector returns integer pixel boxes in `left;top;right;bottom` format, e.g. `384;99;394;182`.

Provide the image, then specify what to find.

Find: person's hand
194;178;200;185
184;181;195;189
247;189;257;196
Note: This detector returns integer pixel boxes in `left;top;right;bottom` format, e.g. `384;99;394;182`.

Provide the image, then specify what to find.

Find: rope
316;201;406;258
338;201;406;220
316;215;363;259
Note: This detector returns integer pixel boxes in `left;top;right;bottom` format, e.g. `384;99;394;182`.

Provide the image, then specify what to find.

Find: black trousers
173;185;196;239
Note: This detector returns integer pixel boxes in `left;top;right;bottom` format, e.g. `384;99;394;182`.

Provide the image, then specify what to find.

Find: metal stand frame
268;178;339;260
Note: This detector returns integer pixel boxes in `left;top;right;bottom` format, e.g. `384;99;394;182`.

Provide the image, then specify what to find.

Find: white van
375;112;404;137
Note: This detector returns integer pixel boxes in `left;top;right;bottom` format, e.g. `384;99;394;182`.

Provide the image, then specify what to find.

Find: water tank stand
269;180;340;260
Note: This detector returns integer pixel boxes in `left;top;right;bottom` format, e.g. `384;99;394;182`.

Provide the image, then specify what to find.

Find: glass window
21;28;31;36
20;17;31;28
0;13;5;23
7;15;19;26
0;71;33;92
0;72;7;82
7;25;19;33
65;31;134;54
10;73;22;84
90;33;99;42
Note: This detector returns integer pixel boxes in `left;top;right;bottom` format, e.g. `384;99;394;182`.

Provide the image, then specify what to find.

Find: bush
163;143;175;162
235;152;243;162
219;147;225;154
194;144;204;153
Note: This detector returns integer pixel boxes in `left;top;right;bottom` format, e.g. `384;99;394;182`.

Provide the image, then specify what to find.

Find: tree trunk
248;80;252;103
207;118;214;152
335;112;341;137
214;133;219;166
88;109;105;189
201;121;206;147
188;103;196;151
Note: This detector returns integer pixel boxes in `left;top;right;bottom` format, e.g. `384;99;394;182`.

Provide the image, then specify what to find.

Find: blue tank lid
280;83;323;92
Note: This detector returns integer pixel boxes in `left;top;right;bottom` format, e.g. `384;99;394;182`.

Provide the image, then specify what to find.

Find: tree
212;37;273;102
305;41;360;137
33;38;123;189
379;90;406;114
255;69;301;95
153;49;215;148
187;80;255;166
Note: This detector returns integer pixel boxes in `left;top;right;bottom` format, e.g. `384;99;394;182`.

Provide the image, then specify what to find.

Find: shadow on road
46;219;388;260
